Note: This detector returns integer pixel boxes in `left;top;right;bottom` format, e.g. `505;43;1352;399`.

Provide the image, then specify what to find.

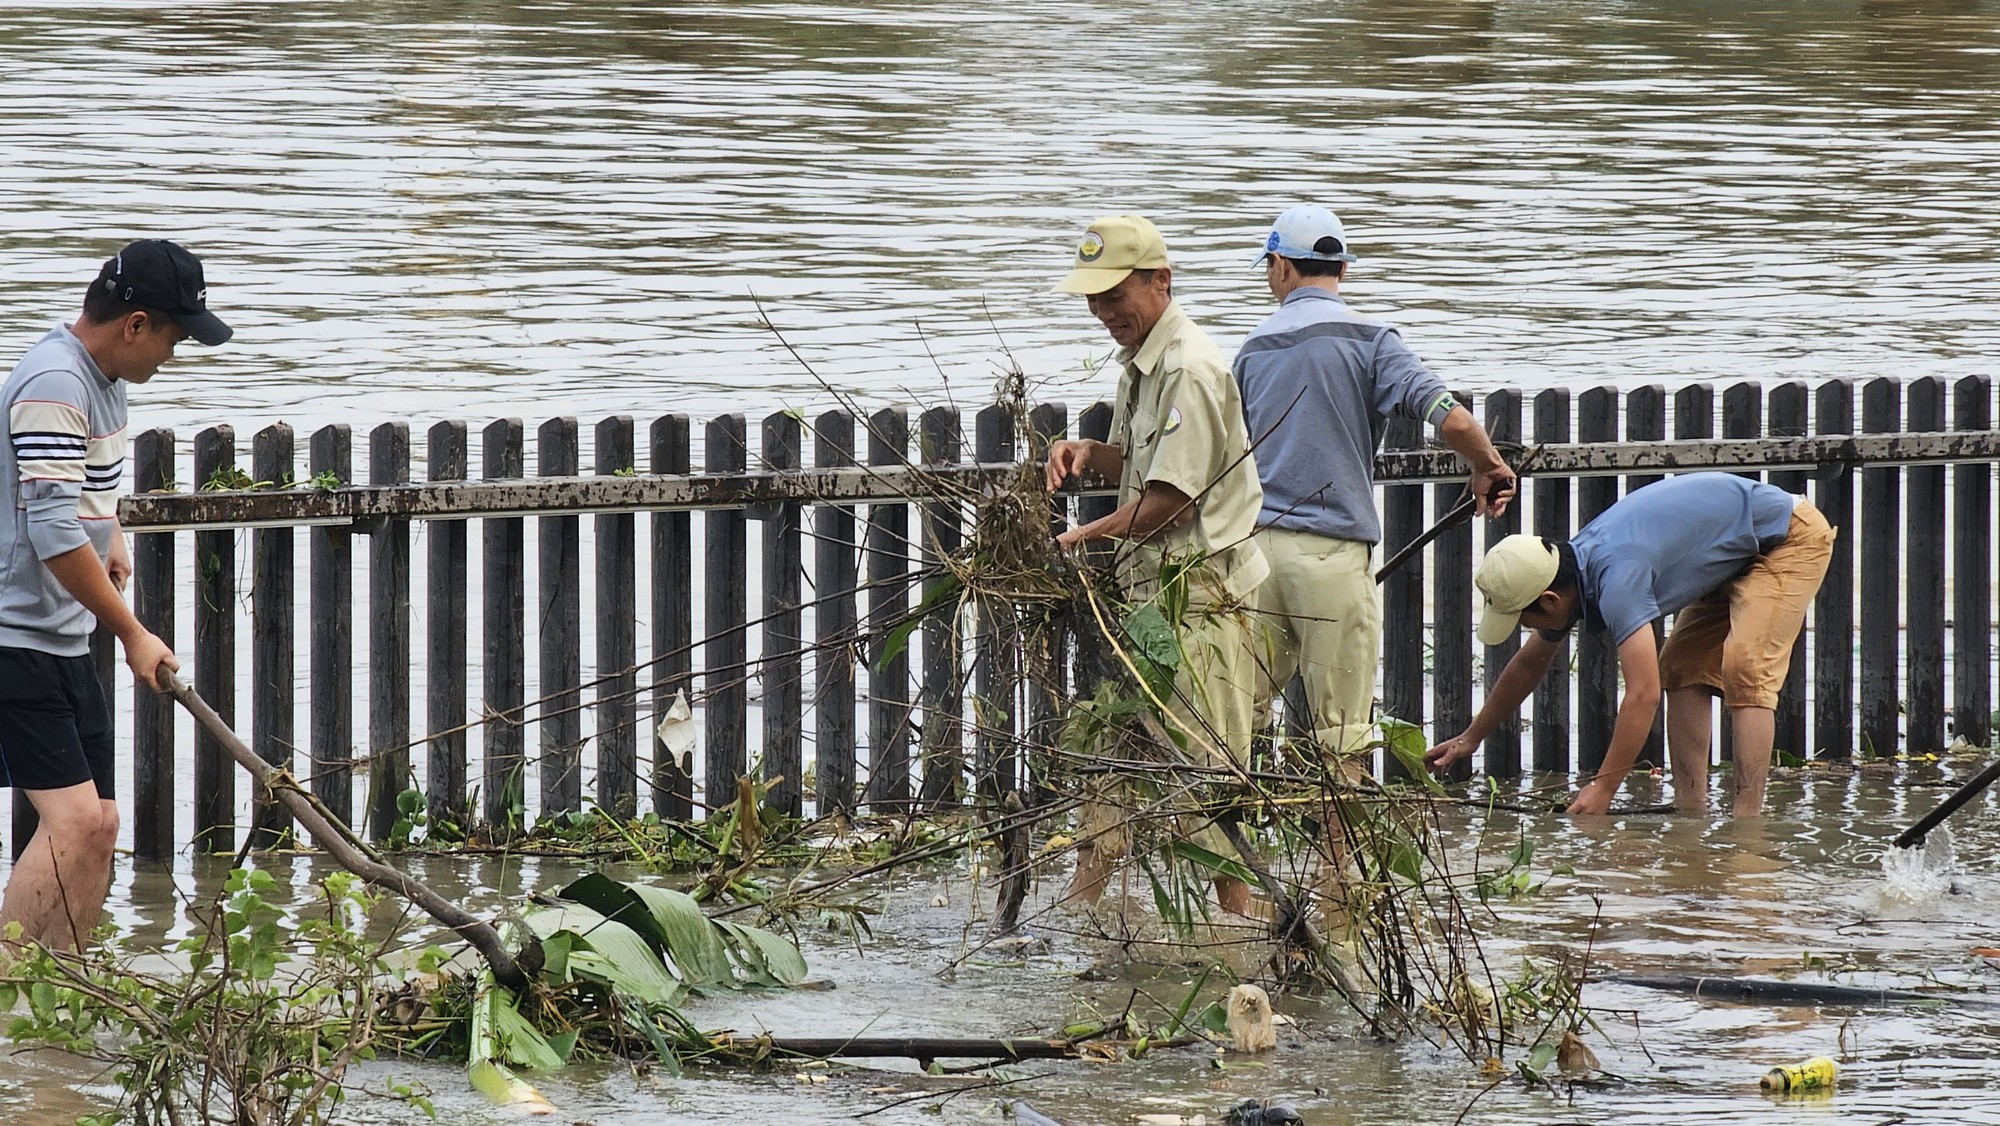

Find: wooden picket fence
78;375;2000;860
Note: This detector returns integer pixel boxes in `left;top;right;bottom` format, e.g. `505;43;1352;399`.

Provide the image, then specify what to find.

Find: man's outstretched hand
1425;732;1477;773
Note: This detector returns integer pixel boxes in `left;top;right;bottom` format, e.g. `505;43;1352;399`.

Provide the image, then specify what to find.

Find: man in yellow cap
1426;472;1833;817
1044;215;1270;914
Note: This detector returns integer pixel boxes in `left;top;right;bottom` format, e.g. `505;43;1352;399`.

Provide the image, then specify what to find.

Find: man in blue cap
1234;205;1514;759
0;239;228;950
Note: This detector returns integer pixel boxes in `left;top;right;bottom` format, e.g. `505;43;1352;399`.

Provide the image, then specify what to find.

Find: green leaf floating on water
521;903;684;1007
1378;716;1444;793
555;872;804;993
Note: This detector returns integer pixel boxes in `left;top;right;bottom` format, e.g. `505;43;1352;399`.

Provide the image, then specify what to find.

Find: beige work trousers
1080;600;1262;864
1251;527;1379;756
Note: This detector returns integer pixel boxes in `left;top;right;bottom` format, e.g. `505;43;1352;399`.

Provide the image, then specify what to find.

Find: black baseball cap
95;239;233;346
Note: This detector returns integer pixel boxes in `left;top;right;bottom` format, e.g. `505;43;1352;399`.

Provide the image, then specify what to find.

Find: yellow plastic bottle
1760;1056;1838;1093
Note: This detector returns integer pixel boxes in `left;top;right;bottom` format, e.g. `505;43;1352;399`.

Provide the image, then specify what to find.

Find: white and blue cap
1255;204;1359;266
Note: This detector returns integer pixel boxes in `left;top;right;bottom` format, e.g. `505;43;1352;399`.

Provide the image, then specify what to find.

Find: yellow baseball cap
1474;534;1562;645
1054;215;1170;295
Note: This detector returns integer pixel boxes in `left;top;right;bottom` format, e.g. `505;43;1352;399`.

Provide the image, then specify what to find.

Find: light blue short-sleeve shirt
1570;473;1798;645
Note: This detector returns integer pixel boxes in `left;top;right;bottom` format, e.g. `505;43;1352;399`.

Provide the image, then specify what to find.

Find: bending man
1427;472;1834;816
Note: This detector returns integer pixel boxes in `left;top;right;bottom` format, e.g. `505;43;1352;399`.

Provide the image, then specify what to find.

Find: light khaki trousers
1251;527;1379;756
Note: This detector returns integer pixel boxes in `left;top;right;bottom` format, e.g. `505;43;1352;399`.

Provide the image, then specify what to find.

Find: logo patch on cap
1077;232;1105;263
1264;231;1282;253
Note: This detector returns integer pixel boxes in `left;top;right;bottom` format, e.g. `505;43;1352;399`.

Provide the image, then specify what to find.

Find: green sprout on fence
200;464;263;491
309;469;343;492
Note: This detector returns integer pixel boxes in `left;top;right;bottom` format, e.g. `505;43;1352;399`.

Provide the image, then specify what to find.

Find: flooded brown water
5;770;1998;1124
4;0;2000;1121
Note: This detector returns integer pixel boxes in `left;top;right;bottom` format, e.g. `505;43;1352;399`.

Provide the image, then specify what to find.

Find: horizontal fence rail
99;377;2000;861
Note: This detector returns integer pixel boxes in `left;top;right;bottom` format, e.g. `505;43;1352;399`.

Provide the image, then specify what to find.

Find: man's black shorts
0;646;114;800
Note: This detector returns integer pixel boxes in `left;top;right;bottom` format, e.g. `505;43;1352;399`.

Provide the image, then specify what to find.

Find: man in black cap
0;239;230;950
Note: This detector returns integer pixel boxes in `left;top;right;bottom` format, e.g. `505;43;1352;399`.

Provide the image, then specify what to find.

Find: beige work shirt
1107;300;1270;605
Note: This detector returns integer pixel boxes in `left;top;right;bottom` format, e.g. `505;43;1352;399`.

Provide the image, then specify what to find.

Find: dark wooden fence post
650;415;696;820
368;422;411;842
1531;391;1571;774
1624;386;1666;768
310;425;354;826
1671;385;1714;772
1767;384;1810;757
1718;382;1764;762
1073;401;1116;696
1482;389;1523;779
537;418;582;818
1381;417;1425;780
481;419;526;832
760;411;804;818
250;424;295;849
918;406;964;809
426;421;469;834
812;411;858;816
1905;378;1946;756
132;429;176;861
1025;402;1068;801
1859;380;1901;759
193;426;235;853
704;414;750;814
973;405;1018;799
1434;393;1475;782
1953;376;1992;748
866;408;913;812
1813;380;1856;760
1575;388;1618;772
597;416;639;819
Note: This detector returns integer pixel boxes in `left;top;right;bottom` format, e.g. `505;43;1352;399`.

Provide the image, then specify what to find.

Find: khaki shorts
1657;498;1836;709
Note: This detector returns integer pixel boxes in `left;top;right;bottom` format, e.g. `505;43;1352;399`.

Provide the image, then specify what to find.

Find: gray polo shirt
1232;289;1457;545
1;326;127;656
1570;472;1799;645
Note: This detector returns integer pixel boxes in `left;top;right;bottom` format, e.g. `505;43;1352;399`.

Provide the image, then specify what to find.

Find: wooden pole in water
159;670;529;992
1892;757;2000;851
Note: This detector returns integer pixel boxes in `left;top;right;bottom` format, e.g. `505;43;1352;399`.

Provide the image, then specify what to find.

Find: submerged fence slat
251;424;296;849
1381;417;1424;780
482;419;527;831
1575;388;1618;772
760;412;803;818
1483;390;1523;779
974;405;1019;799
1905;378;1946;756
1626;386;1665;768
1531;391;1572;774
651;415;696;820
368;423;412;842
1026;402;1068;802
704;414;750;812
918;406;964;809
1860;380;1901;759
426;421;469;832
133;429;176;861
1953;376;1992;747
538;418;582;816
1719;382;1764;762
193;426;235;853
866;408;913;812
813;411;859;816
1768;384;1810;757
597;416;639;819
1813;380;1856;760
310;425;354;826
1434;393;1474;783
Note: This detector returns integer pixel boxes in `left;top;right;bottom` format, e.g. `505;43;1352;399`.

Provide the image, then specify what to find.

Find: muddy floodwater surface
4;769;1997;1124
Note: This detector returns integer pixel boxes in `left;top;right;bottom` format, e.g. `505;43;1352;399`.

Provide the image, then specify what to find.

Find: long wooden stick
1893;756;2000;850
1375;444;1543;584
160;670;529;992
